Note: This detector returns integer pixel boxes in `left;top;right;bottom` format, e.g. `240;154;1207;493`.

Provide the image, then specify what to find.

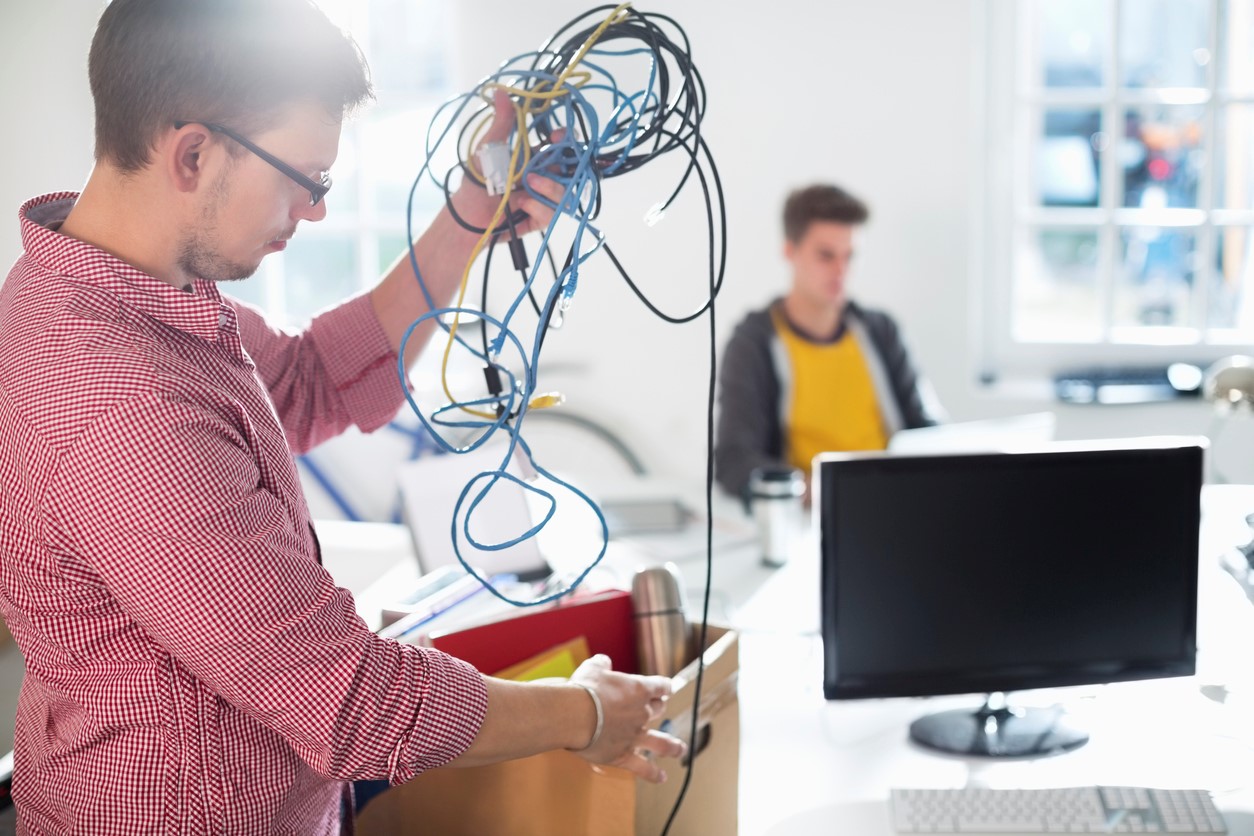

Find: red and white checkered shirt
0;193;488;835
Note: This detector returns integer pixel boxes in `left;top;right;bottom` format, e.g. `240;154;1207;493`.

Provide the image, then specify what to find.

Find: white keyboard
891;787;1227;833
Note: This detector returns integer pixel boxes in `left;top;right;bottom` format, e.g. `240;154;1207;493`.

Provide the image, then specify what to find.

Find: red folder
428;589;639;676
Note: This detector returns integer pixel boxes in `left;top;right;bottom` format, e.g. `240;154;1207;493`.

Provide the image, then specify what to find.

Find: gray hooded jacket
714;299;943;499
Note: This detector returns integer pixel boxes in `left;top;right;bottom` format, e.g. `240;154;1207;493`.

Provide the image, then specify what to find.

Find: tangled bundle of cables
399;6;724;828
397;2;725;607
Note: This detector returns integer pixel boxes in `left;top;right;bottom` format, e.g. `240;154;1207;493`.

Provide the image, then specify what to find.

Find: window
221;0;464;522
980;0;1254;381
226;0;454;328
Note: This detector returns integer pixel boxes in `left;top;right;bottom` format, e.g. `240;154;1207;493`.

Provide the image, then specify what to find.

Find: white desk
329;484;1254;835
728;485;1254;835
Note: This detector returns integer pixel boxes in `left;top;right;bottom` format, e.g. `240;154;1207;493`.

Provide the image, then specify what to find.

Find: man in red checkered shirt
0;0;684;832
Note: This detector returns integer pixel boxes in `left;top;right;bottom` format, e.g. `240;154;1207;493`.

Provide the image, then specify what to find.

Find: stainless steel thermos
749;466;806;567
630;563;692;677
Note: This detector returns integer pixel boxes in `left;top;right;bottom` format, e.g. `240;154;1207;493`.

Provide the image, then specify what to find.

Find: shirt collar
19;192;233;344
770;298;850;345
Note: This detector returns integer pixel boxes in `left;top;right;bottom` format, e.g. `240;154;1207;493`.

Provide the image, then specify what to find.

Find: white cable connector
476;141;513;196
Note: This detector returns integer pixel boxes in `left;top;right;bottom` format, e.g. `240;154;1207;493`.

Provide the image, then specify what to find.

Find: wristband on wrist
572;682;604;751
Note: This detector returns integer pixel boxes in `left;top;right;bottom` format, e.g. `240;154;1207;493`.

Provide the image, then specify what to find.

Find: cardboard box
356;624;739;836
634;624;740;836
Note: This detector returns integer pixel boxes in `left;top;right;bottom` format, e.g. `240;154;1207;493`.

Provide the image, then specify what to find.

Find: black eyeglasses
174;120;332;206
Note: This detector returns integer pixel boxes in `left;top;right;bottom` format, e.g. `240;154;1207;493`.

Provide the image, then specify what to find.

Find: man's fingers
571;651;609;686
640;675;674;700
526;174;566;203
612;730;687;783
480;88;516;145
613;752;668;784
510;175;568;231
515;197;558;229
572;654;611;679
636;728;687;761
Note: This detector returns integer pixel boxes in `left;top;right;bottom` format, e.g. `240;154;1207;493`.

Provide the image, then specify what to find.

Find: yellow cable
440;100;529;420
440;3;633;419
462;70;596;188
551;2;632;90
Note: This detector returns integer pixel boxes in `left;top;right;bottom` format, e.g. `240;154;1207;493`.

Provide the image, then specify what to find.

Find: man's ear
167;124;211;194
783;237;796;263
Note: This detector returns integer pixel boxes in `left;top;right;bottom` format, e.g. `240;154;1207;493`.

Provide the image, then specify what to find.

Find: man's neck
781;291;846;341
58;166;189;289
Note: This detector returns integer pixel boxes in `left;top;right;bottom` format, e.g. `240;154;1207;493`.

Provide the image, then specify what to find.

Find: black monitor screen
819;444;1202;700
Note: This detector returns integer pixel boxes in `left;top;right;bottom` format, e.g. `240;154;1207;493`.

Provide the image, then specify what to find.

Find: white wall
451;0;1220;490
448;0;980;487
0;1;98;270
0;0;100;755
0;0;1226;519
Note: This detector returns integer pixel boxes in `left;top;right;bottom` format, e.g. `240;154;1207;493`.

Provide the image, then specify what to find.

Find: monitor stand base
908;692;1089;758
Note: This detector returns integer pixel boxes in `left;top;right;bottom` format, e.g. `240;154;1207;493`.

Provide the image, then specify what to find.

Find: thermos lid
631;563;686;615
749;466;805;499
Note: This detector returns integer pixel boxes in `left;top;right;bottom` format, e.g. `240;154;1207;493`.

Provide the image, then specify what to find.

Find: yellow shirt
772;309;889;473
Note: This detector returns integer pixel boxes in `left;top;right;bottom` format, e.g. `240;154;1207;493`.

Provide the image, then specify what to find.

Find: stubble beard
177;170;260;284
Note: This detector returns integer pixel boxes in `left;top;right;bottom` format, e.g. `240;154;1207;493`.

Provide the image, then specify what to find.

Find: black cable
525;8;706;180
531;12;721;829
658;108;717;836
480;241;496;360
536;10;725;326
658;233;714;836
599;131;725;324
441;162;531;236
434;10;723;828
480;232;568;403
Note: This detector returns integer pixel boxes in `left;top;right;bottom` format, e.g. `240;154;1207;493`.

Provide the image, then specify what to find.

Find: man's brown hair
782;184;870;243
89;0;373;172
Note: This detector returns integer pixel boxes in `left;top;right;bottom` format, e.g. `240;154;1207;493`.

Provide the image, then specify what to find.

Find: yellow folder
493;636;591;682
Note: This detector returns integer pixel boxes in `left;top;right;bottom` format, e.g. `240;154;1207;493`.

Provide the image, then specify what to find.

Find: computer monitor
816;439;1203;758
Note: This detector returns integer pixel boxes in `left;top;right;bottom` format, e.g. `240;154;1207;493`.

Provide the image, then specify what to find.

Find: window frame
232;0;453;328
978;0;1254;385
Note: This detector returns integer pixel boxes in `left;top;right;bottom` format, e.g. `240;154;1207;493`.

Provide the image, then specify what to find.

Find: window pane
1031;109;1103;207
1013;229;1102;342
1216;105;1254;212
1220;0;1254;94
378;233;411;273
1116;227;1196;327
222;275;268;311
1211;226;1254;331
281;236;360;327
363;107;451;222
1026;0;1108;88
1121;105;1205;209
367;0;452;100
329;132;360;215
1118;0;1210;89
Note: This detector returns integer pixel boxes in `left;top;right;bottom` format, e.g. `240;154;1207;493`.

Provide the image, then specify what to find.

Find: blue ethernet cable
393;6;721;613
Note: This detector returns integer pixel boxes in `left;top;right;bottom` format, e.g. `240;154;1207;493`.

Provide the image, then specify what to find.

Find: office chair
1;748;12;811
